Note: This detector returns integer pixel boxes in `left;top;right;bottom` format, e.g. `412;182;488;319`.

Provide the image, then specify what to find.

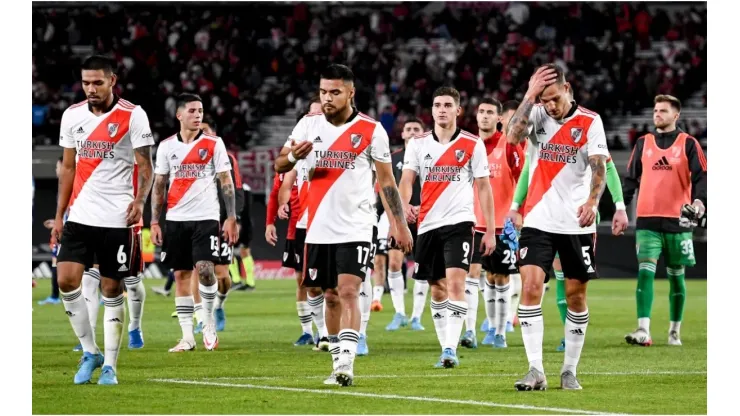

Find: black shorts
518;227;597;282
413;222;475;281
238;221;252;248
472;231;519;275
302;240;371;290
57;221;142;280
388;223;418;256
282;228;306;271
162;220;221;272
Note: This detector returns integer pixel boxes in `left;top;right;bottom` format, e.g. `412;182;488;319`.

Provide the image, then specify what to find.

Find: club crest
672;146;681;158
570;127;583;143
493;148;503;159
309;268;318;280
161;252;167;262
519;247;528;259
199;149;208;160
455;150;465;162
108;123;119;138
350;133;363;148
283;252;289;261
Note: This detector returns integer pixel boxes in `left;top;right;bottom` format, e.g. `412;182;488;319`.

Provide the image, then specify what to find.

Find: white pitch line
151;378;627;415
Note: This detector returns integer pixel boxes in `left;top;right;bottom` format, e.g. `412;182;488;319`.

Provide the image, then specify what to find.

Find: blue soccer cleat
506;321;515;333
481;328;497;345
97;365;118;385
38;296;61;305
74;351;104;384
493;334;507;348
128;328;144;349
460;330;478;349
409;317;425;331
556;338;566;352
434;353;445;368
194;321;203;335
293;332;314;346
357;334;369;356
480;319;489;333
72;343;83;352
385;313;408;331
215;308;226;332
441;348;459;368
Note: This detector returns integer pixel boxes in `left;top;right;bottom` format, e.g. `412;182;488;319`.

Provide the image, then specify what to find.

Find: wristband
615;202;626;211
288;152;297;163
510;202;520;211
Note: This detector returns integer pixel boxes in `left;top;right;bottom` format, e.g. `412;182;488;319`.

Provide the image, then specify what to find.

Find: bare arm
375;160;408;229
274;147;295;173
151;174;168;224
398;170;417;205
588;155;608;205
505;97;536;145
133;146;154;205
475;176;495;231
217;171;237;219
55;147;77;220
279;170;297;206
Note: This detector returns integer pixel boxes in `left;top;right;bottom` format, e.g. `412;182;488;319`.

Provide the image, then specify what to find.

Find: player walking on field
52;55;155;385
274;64;412;386
506;64;610;391
623;95;707;347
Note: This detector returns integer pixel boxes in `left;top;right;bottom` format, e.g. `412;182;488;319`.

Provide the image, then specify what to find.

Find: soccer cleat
409;317;425;331
506;321;515;333
323;372;339;385
312;336;330;351
170;311;178;318
441;348;459;368
72;343;83;352
556;338;566;352
194;321;203;335
433;358;444;368
514;367;548;391
480;319;489;333
74;351;104;384
168;339;195;353
334;363;354;386
625;328;653;346
493;334;507;348
215;308;226;332
481;328;497;345
460;330;478;349
294;332;314;346
98;365;118;385
668;331;682;346
202;323;219;351
560;371;583;390
370;300;383;312
38;296;61;305
128;328;144;349
385;313;408;331
151;286;170;297
357;334;369;356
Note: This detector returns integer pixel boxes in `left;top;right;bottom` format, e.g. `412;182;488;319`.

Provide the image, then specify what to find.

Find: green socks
666;266;686;323
243;255;255;287
555;271;567;325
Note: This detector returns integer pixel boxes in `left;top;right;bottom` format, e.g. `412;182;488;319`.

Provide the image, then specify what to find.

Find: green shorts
635;229;696;267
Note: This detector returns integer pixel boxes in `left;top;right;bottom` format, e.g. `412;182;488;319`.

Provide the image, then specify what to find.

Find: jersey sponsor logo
652;156;672;171
142;132;153;140
519;247;528;259
77;140;116;159
314;150;359;169
108;122;120;138
173;163;207;179
423;165;464;182
538;142;579;164
309;268;318;280
350;133;363;148
570;127;583;143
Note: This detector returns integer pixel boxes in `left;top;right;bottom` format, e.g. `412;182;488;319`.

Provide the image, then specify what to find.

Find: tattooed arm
374;161;408;229
217;171;236;219
576;154;607;227
150;174;168;225
506;98;536;145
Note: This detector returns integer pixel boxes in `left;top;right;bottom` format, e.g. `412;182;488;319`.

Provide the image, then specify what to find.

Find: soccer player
622;95;707;347
506;64;609;391
463;98;524;349
400;87;495;368
274;64;413;386
51;55;154;385
39;158;65;306
150;93;238;353
376;118;428;332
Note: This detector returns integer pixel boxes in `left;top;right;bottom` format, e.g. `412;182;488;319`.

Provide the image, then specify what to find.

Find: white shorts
377;212;391;254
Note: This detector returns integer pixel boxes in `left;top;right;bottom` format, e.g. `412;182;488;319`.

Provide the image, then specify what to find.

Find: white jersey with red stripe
403;128;489;235
285;110;391;244
293;158;309;229
59;97;154;228
154;131;231;222
522;104;610;234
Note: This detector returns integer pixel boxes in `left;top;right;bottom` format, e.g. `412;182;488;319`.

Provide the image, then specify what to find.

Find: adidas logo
462;258;469;265
520;321;531;328
536;127;546;135
587;265;595;273
570;328;584;335
341;349;350;354
118;264;129;272
65;311;75;317
652;156;672;171
359;292;368;297
76;127;85;134
433;313;443;320
497;298;505;303
450;311;463;318
416;292;424;296
360;266;367;274
487;299;496;303
171;154;178;160
107;318;123;323
424;154;433;160
313;136;322;143
465;290;471;295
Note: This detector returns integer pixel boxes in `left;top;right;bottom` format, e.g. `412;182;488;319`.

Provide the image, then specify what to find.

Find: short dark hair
433;86;461;105
654;94;682;112
478;97;502;114
176;93;202;109
502;100;520;113
403;117;425;130
541;63;566;84
81;55;116;75
309;93;321;105
320;64;354;83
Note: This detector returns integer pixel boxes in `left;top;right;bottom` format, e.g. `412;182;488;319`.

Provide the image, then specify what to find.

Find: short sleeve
59;109;75;149
402;138;420;173
154;142;170;175
129;106;155;149
213;139;232;173
586;115;610;158
370;124;391;163
526;105;546;144
285;116;309;149
471;139;490;178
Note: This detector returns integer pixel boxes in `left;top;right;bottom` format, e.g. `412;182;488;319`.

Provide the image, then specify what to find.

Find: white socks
308;293;328;338
639;317;651;334
563;309;589;376
194;303;206;326
372;286;384;303
102;294;125;371
464;277;479;333
199;282;218;325
297;301;312;334
411;280;429;320
518;304;544;373
388;270;406;316
445;300;467;353
338;329;359;365
328;335;340;370
61;286;99;354
430;299;448;349
359;275;372;335
484;281;496;328
124;275;145;332
669;321;681;335
509;273;522;322
215;292;228;310
175;296;195;343
495;283;511;335
82;268;100;342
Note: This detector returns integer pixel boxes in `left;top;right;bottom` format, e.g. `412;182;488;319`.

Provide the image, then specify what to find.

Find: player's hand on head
577;202;597;227
612;209;629;236
278;204;290;220
527;66;558;97
150;223;163;246
265;224;278;246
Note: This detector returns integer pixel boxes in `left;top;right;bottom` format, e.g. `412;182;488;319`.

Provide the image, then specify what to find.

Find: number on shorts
370;242;377;259
502;249;516;265
117;245;127;264
221;242;233;260
680;240;694;257
462;241;470;259
210;236;219;257
356;245;370;265
581;246;592;266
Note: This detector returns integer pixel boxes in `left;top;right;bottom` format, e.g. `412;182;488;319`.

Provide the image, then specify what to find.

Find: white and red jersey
403;128;489;235
285;110;391;244
293;158;310;229
155;131;231;222
59;97;154;228
522;104;610;234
